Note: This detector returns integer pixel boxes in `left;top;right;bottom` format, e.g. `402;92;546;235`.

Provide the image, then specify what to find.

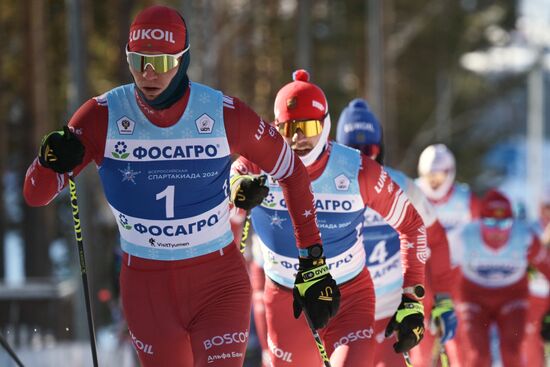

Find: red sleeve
224;97;321;248
358;156;427;292
426;220;453;293
23;98;108;206
528;234;550;280
230;156;261;177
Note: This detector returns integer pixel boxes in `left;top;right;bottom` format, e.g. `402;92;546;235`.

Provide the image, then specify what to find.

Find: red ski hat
274;69;328;123
480;189;513;219
128;5;187;54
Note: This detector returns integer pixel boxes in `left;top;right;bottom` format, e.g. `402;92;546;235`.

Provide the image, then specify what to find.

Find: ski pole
68;173;99;367
432;318;450;367
238;174;267;253
0;332;25;367
303;311;331;367
239;215;251;253
403;351;414;367
439;344;450;367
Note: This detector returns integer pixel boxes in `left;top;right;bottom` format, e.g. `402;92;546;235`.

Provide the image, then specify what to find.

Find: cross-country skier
452;190;550;367
415;143;481;366
524;186;550;366
336;99;456;367
22;6;339;367
231;70;428;367
416;144;481;267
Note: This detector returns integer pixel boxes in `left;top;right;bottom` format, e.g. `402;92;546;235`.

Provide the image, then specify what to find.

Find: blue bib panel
420;182;473;267
252;143;366;287
363;167;409;319
431;183;472;232
460;221;531;287
98;82;233;260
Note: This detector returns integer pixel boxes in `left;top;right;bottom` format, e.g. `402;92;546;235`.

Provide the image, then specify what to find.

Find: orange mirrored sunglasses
277;120;323;138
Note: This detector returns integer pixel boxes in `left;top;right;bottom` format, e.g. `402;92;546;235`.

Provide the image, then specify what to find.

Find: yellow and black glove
39;126;84;173
385;296;425;353
230;174;269;210
293;246;341;329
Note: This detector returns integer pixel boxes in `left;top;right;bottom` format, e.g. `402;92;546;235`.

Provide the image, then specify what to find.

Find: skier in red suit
22;6;339;367
453;190;550;367
232;70;428;367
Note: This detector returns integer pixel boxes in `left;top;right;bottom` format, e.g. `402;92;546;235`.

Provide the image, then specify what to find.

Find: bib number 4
368;240;388;265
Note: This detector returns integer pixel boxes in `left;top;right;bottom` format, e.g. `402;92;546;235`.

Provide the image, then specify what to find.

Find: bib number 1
156;185;175;218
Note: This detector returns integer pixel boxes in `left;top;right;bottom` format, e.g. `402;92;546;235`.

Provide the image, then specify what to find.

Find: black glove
39;126;85;173
541;309;550;341
385;296;425;353
230;174;269;210
293;254;341;329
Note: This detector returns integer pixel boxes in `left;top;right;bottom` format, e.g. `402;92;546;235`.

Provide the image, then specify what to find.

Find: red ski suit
23;85;322;367
233;143;427;367
411;185;480;367
521;218;550;367
375;220;452;367
455;222;550;367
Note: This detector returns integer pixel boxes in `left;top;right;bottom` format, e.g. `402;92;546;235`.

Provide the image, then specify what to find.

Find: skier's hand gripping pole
292;246;340;367
385;296;425;355
292;249;340;329
431;296;455;367
230;174;269;211
431;296;457;344
39;126;84;173
232;174;268;253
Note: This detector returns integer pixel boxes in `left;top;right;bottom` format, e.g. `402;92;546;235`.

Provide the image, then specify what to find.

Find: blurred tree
114;0;134;85
77;0;131;330
387;0;518;179
0;0;10;279
22;0;54;278
1;0;522;344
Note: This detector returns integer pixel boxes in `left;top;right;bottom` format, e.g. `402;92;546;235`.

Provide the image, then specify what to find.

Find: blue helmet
336;99;382;146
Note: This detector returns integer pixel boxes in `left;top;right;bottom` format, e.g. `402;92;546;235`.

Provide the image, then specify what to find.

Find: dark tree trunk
22;0;54;278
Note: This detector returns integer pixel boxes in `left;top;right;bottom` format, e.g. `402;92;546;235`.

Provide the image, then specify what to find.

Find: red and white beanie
480;189;513;219
274;69;328;123
128;5;187;54
274;70;331;167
